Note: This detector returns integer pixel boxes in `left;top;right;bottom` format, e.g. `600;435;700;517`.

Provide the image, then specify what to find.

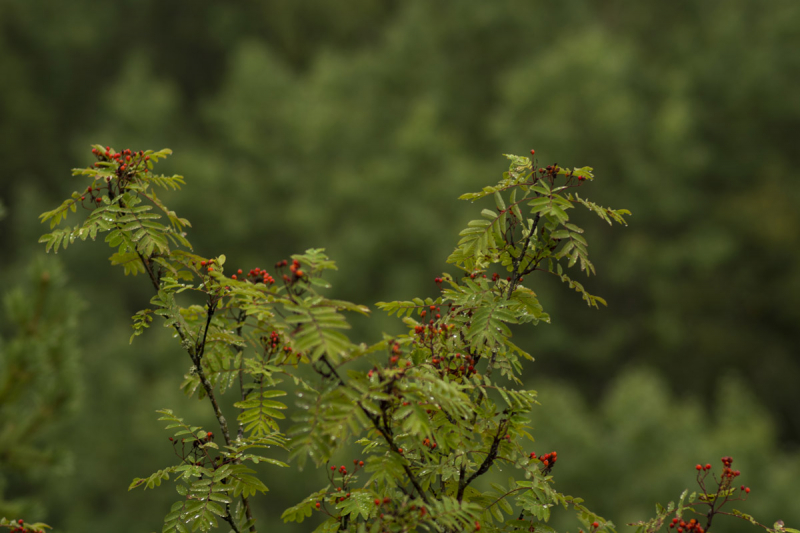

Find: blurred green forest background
1;1;799;532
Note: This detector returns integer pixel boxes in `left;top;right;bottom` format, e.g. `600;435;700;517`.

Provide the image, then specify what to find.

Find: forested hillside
1;2;798;532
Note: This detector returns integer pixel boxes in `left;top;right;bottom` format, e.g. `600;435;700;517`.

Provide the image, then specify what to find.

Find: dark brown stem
223;505;242;533
235;310;247;440
133;251;254;530
314;357;430;505
456;418;509;502
505;213;541;299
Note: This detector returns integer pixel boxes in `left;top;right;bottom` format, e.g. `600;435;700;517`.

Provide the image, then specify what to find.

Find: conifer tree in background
0;254;82;532
10;146;791;532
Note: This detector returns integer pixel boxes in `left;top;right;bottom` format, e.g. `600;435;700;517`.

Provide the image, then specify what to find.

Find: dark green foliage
30;147;789;533
0;257;83;525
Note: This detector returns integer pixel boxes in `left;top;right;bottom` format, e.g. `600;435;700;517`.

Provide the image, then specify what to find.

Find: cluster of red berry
199;259;216;273
230;267;275;285
669;516;703;533
273;259;305;284
421;437;438;449
79;183;107;205
413;322;453;341
412;303;460;343
389;342;412;367
4;519;30;533
419;304;442;321
530;451;558;469
720;455;741;479
432;351;478;378
91;146;149;176
260;331;302;361
534;161;587;183
267;331;280;350
314;459;366;510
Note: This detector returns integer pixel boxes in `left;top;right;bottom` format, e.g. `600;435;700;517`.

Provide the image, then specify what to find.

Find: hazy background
1;1;799;532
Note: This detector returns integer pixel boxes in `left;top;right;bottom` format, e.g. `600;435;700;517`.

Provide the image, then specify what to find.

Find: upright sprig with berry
282;150;631;532
37;145;378;533
631;456;797;533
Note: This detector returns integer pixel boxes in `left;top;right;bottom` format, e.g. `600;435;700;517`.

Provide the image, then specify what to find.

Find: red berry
745;487;750;493
530;149;535;155
96;197;102;203
397;448;403;454
359;461;364;466
80;196;85;200
231;275;237;280
593;522;600;529
206;432;213;439
696;464;702;471
374;499;381;506
705;463;711;470
383;497;390;504
315;502;320;509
